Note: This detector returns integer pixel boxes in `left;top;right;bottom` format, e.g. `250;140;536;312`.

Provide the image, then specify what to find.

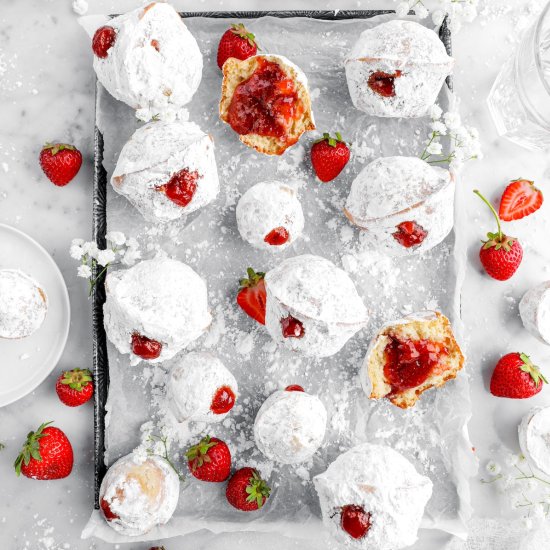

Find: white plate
0;224;70;407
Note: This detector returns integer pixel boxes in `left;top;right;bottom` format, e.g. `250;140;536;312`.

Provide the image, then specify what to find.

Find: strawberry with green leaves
474;190;523;281
226;467;271;511
217;23;258;69
14;422;73;480
490;353;547;399
236;268;266;325
186;436;231;482
39;143;82;186
310;132;351;182
55;368;94;407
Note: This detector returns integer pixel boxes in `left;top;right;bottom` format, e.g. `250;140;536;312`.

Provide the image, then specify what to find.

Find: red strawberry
185;436;231;482
499;179;543;221
39;143;82;186
217;23;258;69
55;368;94;407
226;467;271;511
14;422;73;480
92;26;117;58
340;505;372;540
474;190;523;281
490;352;547;399
236;268;266;325
310;132;351;183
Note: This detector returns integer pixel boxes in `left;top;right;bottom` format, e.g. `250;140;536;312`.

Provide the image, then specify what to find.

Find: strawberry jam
227;58;301;140
340;505;372;540
156;169;200;208
131;333;162;360
392;221;427;248
100;498;119;521
281;315;305;339
285;384;304;392
384;336;448;393
368;70;402;98
92;26;117;59
211;385;236;415
264;226;290;246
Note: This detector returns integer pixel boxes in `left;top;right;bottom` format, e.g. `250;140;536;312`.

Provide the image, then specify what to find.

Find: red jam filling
92;26;117;59
264;226;290;246
285;384;304;392
131;333;162;360
281;315;305;339
340;505;372;540
383;336;448;393
226;58;302;140
392;221;428;248
156;169;200;208
100;498;119;521
211;385;236;415
368;70;402;98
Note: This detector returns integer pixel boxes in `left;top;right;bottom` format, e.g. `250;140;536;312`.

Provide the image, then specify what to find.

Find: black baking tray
92;9;452;509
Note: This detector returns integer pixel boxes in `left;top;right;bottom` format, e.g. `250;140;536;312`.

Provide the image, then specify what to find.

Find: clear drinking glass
487;0;550;150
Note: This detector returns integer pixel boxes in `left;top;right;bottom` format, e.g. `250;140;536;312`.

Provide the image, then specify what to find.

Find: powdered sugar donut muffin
0;269;48;339
519;281;550;345
103;258;212;366
264;255;368;357
314;443;432;549
220;54;315;155
345;156;454;257
361;311;465;409
345;19;453;118
236;181;305;251
99;453;179;536
111;121;219;223
254;386;327;464
168;352;238;423
519;407;550;476
92;3;203;119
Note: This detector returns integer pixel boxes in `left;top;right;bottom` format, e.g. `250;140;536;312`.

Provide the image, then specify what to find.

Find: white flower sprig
420;105;482;171
70;232;141;296
394;0;478;33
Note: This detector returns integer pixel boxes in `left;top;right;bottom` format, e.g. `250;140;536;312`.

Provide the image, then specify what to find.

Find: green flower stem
473;189;502;240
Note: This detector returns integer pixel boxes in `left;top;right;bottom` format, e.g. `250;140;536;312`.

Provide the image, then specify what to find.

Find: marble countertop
1;0;549;548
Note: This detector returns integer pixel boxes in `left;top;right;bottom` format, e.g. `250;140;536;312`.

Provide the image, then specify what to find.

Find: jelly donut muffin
519;407;550;476
345;19;453;118
220;54;315;155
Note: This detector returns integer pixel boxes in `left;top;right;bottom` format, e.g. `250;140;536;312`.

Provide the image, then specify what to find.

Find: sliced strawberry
236;268;266;325
499;179;543;221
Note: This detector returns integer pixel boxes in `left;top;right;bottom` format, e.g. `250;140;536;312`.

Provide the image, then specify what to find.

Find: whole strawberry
39;143;82;186
185;436;231;482
226;467;271;512
490;352;547;399
310;132;351;183
474;190;523;281
14;422;73;480
217;23;258;69
236;268;266;325
56;368;94;407
499;179;543;221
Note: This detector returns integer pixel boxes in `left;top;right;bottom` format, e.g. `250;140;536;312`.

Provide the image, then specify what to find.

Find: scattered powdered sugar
71;0;88;16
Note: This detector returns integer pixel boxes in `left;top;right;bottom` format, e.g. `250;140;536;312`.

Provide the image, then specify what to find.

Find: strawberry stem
474;189;502;240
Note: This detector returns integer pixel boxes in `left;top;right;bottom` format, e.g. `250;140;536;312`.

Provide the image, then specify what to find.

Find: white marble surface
1;0;549;549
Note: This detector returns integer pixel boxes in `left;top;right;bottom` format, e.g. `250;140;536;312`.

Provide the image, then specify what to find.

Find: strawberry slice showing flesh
499;179;543;221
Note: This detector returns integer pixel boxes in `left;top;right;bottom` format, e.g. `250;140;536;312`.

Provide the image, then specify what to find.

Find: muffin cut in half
360;311;464;409
219;54;315;155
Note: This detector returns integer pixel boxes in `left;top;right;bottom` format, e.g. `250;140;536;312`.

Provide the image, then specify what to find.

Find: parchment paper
80;12;477;546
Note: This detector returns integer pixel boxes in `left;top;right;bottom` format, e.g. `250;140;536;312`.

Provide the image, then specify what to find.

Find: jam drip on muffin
367;70;402;97
156;168;201;207
131;333;162;360
340;504;372;540
392;221;428;248
281;315;305;339
227;58;303;140
210;385;236;415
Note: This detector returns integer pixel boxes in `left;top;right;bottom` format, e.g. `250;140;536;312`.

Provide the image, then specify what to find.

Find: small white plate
0;224;70;407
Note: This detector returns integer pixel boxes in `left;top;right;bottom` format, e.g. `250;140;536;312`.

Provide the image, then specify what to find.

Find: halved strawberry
236;268;266;325
499;179;543;221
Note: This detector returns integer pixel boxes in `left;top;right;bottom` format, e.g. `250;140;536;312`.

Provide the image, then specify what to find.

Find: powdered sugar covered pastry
519;407;550;476
111;121;219;223
0;269;48;339
99;453;179;536
236;181;305;251
264;255;368;357
519;281;550;345
345;156;454;257
103;258;212;366
168;351;238;423
345;19;453;118
313;443;432;549
92;3;203;119
254;387;327;464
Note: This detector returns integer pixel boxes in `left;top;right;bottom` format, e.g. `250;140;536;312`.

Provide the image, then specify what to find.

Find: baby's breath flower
395;2;410;17
415;5;429;19
486;460;502;476
426;142;443;155
444;111;462;131
429;104;443;120
431;121;447;135
431;9;446;26
77;264;92;279
96;249;116;267
106;231;126;246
